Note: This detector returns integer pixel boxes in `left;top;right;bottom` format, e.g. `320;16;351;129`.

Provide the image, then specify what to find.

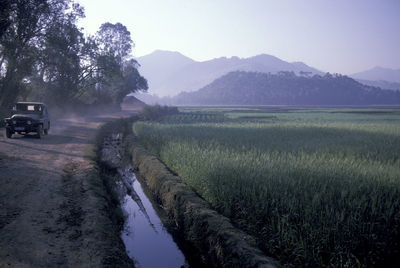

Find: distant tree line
174;71;400;105
0;0;147;116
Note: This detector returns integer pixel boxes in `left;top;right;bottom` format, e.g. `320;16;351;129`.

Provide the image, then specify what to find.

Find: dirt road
0;110;138;267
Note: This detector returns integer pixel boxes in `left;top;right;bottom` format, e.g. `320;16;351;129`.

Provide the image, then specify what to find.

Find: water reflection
121;172;187;268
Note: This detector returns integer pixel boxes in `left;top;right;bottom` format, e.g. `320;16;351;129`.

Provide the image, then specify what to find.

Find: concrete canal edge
130;138;279;268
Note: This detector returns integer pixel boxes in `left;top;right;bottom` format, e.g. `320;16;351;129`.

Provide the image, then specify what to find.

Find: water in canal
119;168;188;268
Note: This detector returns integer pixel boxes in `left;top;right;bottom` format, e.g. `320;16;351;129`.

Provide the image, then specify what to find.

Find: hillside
136;50;322;97
351;66;400;83
356;79;400;91
172;71;400;105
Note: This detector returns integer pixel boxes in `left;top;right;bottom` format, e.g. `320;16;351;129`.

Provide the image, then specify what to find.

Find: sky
76;0;400;75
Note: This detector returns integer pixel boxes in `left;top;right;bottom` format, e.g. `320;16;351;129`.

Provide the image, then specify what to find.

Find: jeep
4;102;50;139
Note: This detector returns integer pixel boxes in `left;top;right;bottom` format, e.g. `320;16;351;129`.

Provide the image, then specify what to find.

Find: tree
92;22;147;105
31;2;85;105
299;71;312;77
0;0;51;109
0;0;83;109
96;22;133;64
0;0;11;39
0;3;147;112
118;59;148;103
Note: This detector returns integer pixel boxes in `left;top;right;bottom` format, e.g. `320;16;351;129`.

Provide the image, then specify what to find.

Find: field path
0;108;139;267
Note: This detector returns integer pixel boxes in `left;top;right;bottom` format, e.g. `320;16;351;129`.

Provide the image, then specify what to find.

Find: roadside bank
98;116;279;267
96;118;193;267
131;139;278;268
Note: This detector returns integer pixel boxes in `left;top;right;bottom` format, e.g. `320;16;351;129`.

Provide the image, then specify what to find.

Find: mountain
171;71;400;106
351;66;400;83
136;50;322;97
136;50;195;96
356;79;400;91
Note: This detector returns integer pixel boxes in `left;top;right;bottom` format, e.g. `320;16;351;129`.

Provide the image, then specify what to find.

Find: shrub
140;105;179;121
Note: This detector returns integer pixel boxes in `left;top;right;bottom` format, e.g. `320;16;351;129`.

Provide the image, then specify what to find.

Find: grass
133;108;400;267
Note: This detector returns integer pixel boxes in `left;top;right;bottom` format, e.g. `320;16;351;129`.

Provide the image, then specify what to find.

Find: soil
0;107;140;267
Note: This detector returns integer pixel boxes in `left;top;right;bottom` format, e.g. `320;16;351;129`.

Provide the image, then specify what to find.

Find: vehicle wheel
5;128;12;139
36;125;43;139
44;123;49;135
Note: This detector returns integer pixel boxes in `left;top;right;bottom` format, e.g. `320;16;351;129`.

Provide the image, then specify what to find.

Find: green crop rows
133;108;400;267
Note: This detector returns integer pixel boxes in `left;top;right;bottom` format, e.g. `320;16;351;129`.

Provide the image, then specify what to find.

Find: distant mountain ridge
351;66;400;83
171;71;400;106
136;50;195;93
136;50;322;97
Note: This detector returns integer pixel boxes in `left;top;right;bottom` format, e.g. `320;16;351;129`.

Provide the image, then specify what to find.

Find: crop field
133;107;400;267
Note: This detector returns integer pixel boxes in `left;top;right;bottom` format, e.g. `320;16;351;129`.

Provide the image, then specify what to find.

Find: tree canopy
0;0;147;115
173;71;400;105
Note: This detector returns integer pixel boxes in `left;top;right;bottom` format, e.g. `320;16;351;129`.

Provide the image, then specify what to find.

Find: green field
133;107;400;267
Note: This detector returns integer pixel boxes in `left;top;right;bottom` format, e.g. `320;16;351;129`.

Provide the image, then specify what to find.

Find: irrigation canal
118;166;189;268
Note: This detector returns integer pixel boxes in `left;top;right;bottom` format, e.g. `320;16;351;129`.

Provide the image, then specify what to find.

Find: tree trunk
0;59;21;109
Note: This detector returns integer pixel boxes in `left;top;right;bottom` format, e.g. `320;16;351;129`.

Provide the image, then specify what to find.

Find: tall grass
133;109;400;267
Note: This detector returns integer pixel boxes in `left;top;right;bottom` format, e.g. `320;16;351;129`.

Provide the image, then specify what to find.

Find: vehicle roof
15;102;46;106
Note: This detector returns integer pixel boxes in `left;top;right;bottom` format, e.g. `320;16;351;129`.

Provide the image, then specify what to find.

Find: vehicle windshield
13;104;43;114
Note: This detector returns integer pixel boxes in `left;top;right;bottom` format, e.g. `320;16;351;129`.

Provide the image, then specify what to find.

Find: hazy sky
77;0;400;75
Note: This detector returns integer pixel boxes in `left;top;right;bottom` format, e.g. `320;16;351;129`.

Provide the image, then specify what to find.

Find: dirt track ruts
0;109;138;267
